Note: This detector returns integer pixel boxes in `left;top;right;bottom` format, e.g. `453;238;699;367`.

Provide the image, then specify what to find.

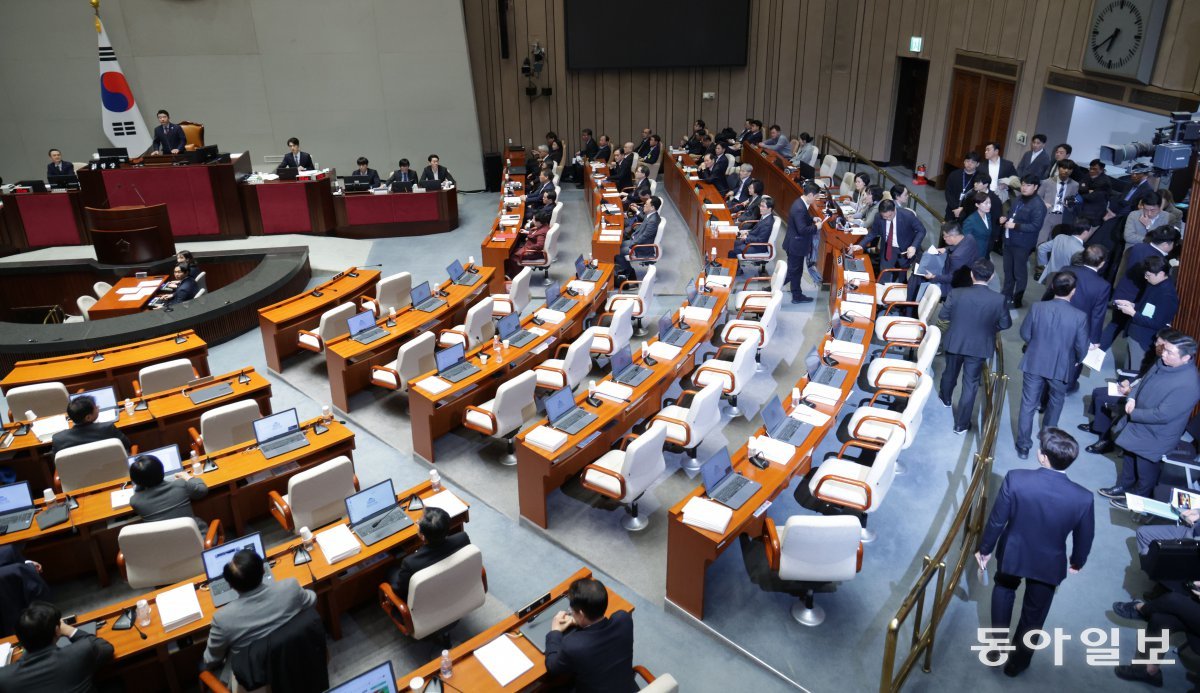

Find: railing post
924;562;947;673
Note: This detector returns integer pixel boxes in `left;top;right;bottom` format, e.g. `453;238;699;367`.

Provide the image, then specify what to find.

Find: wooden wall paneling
1161;0;1200;93
1058;0;1088;71
1173;162;1200;340
799;1;823;132
527;1;551;146
774;1;800;138
1150;0;1184;90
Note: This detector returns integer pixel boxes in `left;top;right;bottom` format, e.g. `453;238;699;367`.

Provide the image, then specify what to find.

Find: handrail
819;134;946;226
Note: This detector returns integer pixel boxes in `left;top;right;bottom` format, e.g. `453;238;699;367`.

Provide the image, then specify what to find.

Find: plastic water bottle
322;405;333;424
190;449;201;475
300;526;314;552
136;599;151;627
792;387;802;408
492;335;501;353
124;398;135;418
440;650;453;679
588;380;597;402
430;470;442;492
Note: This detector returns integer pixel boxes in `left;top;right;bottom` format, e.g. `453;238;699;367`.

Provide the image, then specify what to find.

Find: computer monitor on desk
419;180;442;192
325;662;402;693
71;386;119;424
97;147;129;162
47;174;80;190
390;180;414;193
276;167;299;181
343;175;373;192
15;180;48;193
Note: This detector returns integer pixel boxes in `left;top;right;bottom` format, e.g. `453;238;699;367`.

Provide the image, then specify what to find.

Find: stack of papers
1083;347;1106;372
704;203;725;210
682;306;712;323
415;376;451;395
750;436;796;465
474;634;534;686
425;490;468;518
803;382;844;404
567;280;595;294
316;524;361;564
535;308;566;324
111;488;135;509
647;341;682;360
681;496;733;533
844;291;874;304
704;275;733;289
503;196;523;205
157;583;203;632
826;339;865;359
850;226;869;236
791;404;831;426
0;642;11;666
526;425;568;452
31;414;69;442
840;301;872;319
594;381;633;402
119;289;154;302
844;270;871;282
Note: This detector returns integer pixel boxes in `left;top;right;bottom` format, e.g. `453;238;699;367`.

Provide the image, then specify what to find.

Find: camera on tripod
1100;111;1199;173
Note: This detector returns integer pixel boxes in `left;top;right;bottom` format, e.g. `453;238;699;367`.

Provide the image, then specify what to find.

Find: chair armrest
743;242;774;257
553;343;571;359
837;438;882;460
676;390;698;408
762;517;781;573
595;311;614;328
734;304;765;321
359;296;380;315
492;296;514;314
618;279;642;293
204;519;223;550
438;327;468;342
633;665;657;685
878;341;919;360
610;295;644;316
53;471;61;495
129;444;139;456
534;363;569;390
378;583;415;636
188;426;203;455
198;670;231;693
580;463;626;500
132;380;143;398
296;329;323;353
883;301;920;315
881;320;927;345
462;405;498;435
867;388;914;407
268;490;293;532
740;275;773;290
630;243;660;261
369;365;402;391
651;414;693;447
875;364;922;387
694;365;736;394
590;332;615;355
726;321;766;346
812;474;873;512
714;344;740;361
879;268;908;282
852;415;907;443
518;250;548;265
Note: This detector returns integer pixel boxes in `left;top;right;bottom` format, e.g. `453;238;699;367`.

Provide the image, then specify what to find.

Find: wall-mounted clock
1081;0;1169;84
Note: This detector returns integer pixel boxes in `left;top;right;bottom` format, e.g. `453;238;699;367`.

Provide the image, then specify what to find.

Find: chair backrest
561;334;594;389
629;152;640;170
462;298;496;347
915;326;942;372
194;272;207;292
864;430;904;511
730;338;757;381
778;515;862;582
549;201;564;226
138;358;195;396
94;281;113;298
724;153;736;172
642;674;680;693
758;291;784;336
686;381;724;438
77;295;97;320
193;288;206;299
902;375;934;426
839;172;856;197
397;332;438;388
6;382;69;421
286;456;356;532
199;400;262;452
652;216;666;247
508;267;532;314
768;214;783;249
820;154;837;178
770;260;788;292
318;302;358;341
648;179;658;197
492;371;537;434
406;545;486;639
377;272;413;311
543;223;562;262
118;518;204;589
178;121;205;149
619;420;668;500
916;284;942;324
638;265;658;303
607;301;634;352
55;438;128;493
809;146;821;167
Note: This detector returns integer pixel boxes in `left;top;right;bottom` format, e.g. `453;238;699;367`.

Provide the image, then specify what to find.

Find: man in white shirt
984;141;1018;203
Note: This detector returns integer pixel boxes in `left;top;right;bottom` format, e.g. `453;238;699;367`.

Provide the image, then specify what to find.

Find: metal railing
878;337;1007;692
819;134;946;226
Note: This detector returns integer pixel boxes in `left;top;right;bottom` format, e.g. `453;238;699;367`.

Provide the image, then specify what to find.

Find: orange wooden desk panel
256;267;381;372
480;152;528;293
662;151;736;259
87;275;168;320
324;269;493;412
0;330;210;400
401;568;633;692
408;264;612;463
586;160;627;261
513;260;735;529
664;249;877;619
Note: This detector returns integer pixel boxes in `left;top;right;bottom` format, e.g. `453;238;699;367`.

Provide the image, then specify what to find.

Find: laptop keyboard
353;326;388;344
0;509;34;530
548;297;576;312
834;326;864;343
453;274;479;286
211;580;232;600
261;432;307;456
188;382;235;405
775;419;802;440
441;361;480;382
662;327;691;346
416;298;446;312
580;269;602;281
553;408;595;433
509;329;536;347
711;476;749;503
615;365;650;386
692;295;716;309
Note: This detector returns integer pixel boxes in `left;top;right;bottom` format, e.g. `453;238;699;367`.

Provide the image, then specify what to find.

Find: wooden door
940;69;1016;179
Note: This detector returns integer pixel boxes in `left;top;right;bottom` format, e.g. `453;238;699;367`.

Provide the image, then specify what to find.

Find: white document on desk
791;404;831;426
535;308;566;324
110;487;135;508
567;280;594;294
137;280;162;289
425;490;468;518
595;381;633;402
843;270;870;283
647;341;682;361
116;287;140;295
1082;347;1106;372
119;291;148;302
415;376;451;395
474;634;534;686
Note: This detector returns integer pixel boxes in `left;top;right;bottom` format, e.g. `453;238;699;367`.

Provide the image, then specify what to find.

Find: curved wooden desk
256;267;381;372
480;151;528;293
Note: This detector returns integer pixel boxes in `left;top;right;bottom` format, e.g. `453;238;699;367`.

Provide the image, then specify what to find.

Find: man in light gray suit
1037;160;1080;244
203;550;317;679
129;453;208;531
614;196;661;282
1015;271;1089;458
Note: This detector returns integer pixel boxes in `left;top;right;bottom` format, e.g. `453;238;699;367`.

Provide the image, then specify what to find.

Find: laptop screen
804;347;822;376
72;386;118;414
686;281;698;304
253;409;300;444
345;479;396;525
202;532;265;581
410;281;432;306
346;310;377;337
325;662;398;693
700;448;735;495
446;259;464;280
543;387;575;425
761;395;785;434
0;482;32;514
435;343;465;373
497;312;520;340
129;444;183;474
610;345;633;375
574;255;586;278
545;280;561;305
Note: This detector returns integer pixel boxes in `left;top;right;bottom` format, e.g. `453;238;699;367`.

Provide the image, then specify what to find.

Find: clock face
1090;0;1145;70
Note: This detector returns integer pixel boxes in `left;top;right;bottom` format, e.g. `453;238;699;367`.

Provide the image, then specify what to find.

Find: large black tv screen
564;0;750;70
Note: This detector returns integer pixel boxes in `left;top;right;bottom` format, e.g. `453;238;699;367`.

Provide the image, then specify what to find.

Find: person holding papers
386;507;471;599
129;453;208;531
906;222;977;301
50;395;130;456
0;601;114;692
545;577;636;693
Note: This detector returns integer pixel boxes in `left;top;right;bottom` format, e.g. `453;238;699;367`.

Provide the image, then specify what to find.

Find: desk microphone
346;264;383;278
128;183;148;206
91;351;105;363
821;352;840;367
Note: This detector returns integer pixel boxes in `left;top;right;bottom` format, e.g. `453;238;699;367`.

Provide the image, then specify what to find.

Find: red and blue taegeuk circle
100;71;135;112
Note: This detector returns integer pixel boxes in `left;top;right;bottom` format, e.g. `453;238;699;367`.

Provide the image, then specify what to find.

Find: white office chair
298;302;357;353
361;272;412;316
76;295;97;321
438;297;496;349
635;668;679;693
864;327;940;393
730;261;787;314
651;381;723;469
188;399;262;455
646;155;663;181
873;284;941;345
721;291;783;371
93;281;113;298
588;301;634;360
736;214;783;276
548;201;564;227
117;517;222;589
628;217;666;267
269;456;358;533
492;267;532;318
648;179;658;197
693;339;757;416
463;371;537;465
54;438;128;493
6;382;69;422
817;155;838;188
518;223;562;285
194;271;208;293
370;332;438;394
606;265;657;336
846;374;933;475
808;145;821;168
839;172;857;198
808;428;903;542
874;268;911;308
581;420;669;531
134;358;198;397
193;288;207;299
534;335;593;391
761;514;863;626
379;545;487;641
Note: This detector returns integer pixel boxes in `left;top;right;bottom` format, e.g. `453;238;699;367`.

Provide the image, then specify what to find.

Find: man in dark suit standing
50;395;130;456
387;507;471;599
939;258;1011;433
851;199;925;271
943;151;980;219
1015;271;1089;458
907;222;977;301
151;109;187;155
976;427;1094;677
983;141;1018;203
999;175;1047;308
350;157;380;187
0;601;114;691
1077;159;1113;227
545;577;636;693
783;182;820;304
280;137;314;170
46;149;74;179
1063;245;1111;391
614;196;661;281
1016;133;1051;181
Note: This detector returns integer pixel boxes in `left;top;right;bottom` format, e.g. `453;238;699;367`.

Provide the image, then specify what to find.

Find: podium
84;204;176;265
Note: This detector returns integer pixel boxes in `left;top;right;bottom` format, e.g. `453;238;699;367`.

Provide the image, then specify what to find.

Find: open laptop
276;167;299;181
434;343;480;383
805;350;848;388
325;662;401;693
610;345;651;387
347;310;388;345
761;395;813;446
701;448;760;510
497;312;537;348
410;281;446;313
0;482;36;534
203;532;273;607
253;408;310;459
48;174;80;190
544;280;576;312
831;319;864;345
419;180;443;192
657;313;692;347
390;180;415;193
71;386;119;424
685;281;717;310
346;479;412;547
446;259;479;286
521;595;570;653
128;444;183;475
543;387;596;435
575;255;603;282
97;147;129;161
343;175;373;192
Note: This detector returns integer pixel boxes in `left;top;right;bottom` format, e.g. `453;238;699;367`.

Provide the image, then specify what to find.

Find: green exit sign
909;36;923;53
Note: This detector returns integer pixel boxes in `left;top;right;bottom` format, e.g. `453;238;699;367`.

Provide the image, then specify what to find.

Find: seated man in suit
50;394;130;456
1114;255;1178;374
564;128;601;187
163;264;200;307
622;165;651;213
0;547;50;638
420;154;456;186
607;148;632;192
726;163;754;207
0;601;114;692
280;137;314;170
698;143;731;195
641;134;661;167
762;124;791;156
526;169;555;211
129;453;208;531
679;120;706;154
203;549;317;680
614;196;662;282
728;197;776;258
545;576;635;693
849;199;926;271
151;109;187;156
350;157;381;187
386;158;418;188
907;222;978;300
46;148;74;179
387;506;471;599
594;134;613;163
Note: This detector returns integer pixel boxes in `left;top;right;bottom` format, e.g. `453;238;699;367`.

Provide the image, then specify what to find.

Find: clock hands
1095;27;1121;53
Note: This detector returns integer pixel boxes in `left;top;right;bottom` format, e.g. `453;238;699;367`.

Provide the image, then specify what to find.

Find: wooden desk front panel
256;268;381;372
